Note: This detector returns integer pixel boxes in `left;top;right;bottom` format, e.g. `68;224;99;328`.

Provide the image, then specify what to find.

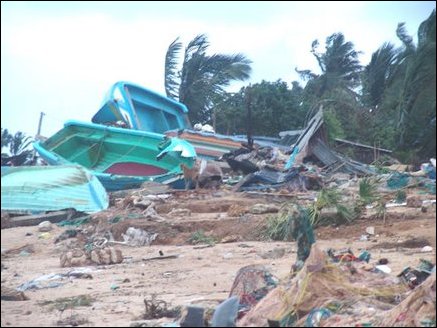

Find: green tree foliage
360;10;436;161
164;34;252;124
1;128;12;150
297;33;362;99
214;80;307;137
361;42;400;110
296;33;363;142
1;128;34;166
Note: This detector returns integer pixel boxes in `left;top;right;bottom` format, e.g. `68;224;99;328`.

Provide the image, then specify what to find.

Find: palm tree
297;33;362;100
361;42;400;110
361;10;436;160
1;130;34;166
394;10;436;151
164;34;252;124
296;33;363;141
1;128;12;150
9;132;32;157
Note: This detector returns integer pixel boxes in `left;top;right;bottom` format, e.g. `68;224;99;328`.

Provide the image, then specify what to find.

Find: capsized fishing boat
1;165;108;213
33;121;196;191
91;81;288;159
92;81;191;134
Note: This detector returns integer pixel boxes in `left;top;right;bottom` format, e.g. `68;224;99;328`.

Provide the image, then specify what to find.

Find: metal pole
37;112;45;136
245;85;253;149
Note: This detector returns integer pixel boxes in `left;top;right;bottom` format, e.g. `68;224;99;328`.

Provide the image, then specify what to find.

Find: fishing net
387;172;410;189
229;264;278;319
238;243;410;327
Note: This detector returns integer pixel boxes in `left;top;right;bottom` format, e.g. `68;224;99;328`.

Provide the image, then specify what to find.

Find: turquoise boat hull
1;165;108;213
92;81;191;134
33;121;196;191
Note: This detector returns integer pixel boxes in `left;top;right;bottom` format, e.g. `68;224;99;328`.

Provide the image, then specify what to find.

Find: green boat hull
33;121;196;191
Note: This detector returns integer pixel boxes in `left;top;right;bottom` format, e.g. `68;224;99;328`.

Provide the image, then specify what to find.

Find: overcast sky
1;1;435;139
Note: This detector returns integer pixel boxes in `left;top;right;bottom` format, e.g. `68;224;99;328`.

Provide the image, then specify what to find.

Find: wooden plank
1;210;76;229
142;254;179;262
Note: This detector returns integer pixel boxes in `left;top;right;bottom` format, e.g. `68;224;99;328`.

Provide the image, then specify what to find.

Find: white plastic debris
365;226;375;235
421;246;433;252
223;252;233;259
122;227;158;247
375;265;392;274
38;221;53;232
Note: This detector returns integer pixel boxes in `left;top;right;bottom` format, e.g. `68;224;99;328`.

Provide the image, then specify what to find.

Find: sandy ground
1;191;436;327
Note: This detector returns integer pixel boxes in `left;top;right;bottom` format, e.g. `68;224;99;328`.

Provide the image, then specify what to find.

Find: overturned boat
91;81;264;159
1;165;108;213
92;81;191;134
33;121;196;191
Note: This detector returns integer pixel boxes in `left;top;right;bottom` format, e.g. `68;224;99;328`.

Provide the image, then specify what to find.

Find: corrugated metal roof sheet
1;165;108;213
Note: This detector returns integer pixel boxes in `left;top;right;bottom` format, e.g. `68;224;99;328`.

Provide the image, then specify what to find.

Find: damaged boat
91;81;277;159
1;165;108;213
33;121;196;191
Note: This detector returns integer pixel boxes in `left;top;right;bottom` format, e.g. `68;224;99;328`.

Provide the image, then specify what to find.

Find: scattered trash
110;284;119;291
197;160;223;189
233;167;308;192
229;264;278;319
378;258;389;265
398;259;434;289
142;202;166;221
421;246;433;252
38;221;52;232
38;232;51;240
142;254;179;262
365;226;375;235
358;250;371;263
375;265;392;274
238;244;408;327
143;294;180;320
385;202;407;208
328;248;360;263
17;269;94;292
387;172;409;189
57;216;90;227
122;227;158;247
380;271;435;327
305;308;332;327
193;123;214;133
